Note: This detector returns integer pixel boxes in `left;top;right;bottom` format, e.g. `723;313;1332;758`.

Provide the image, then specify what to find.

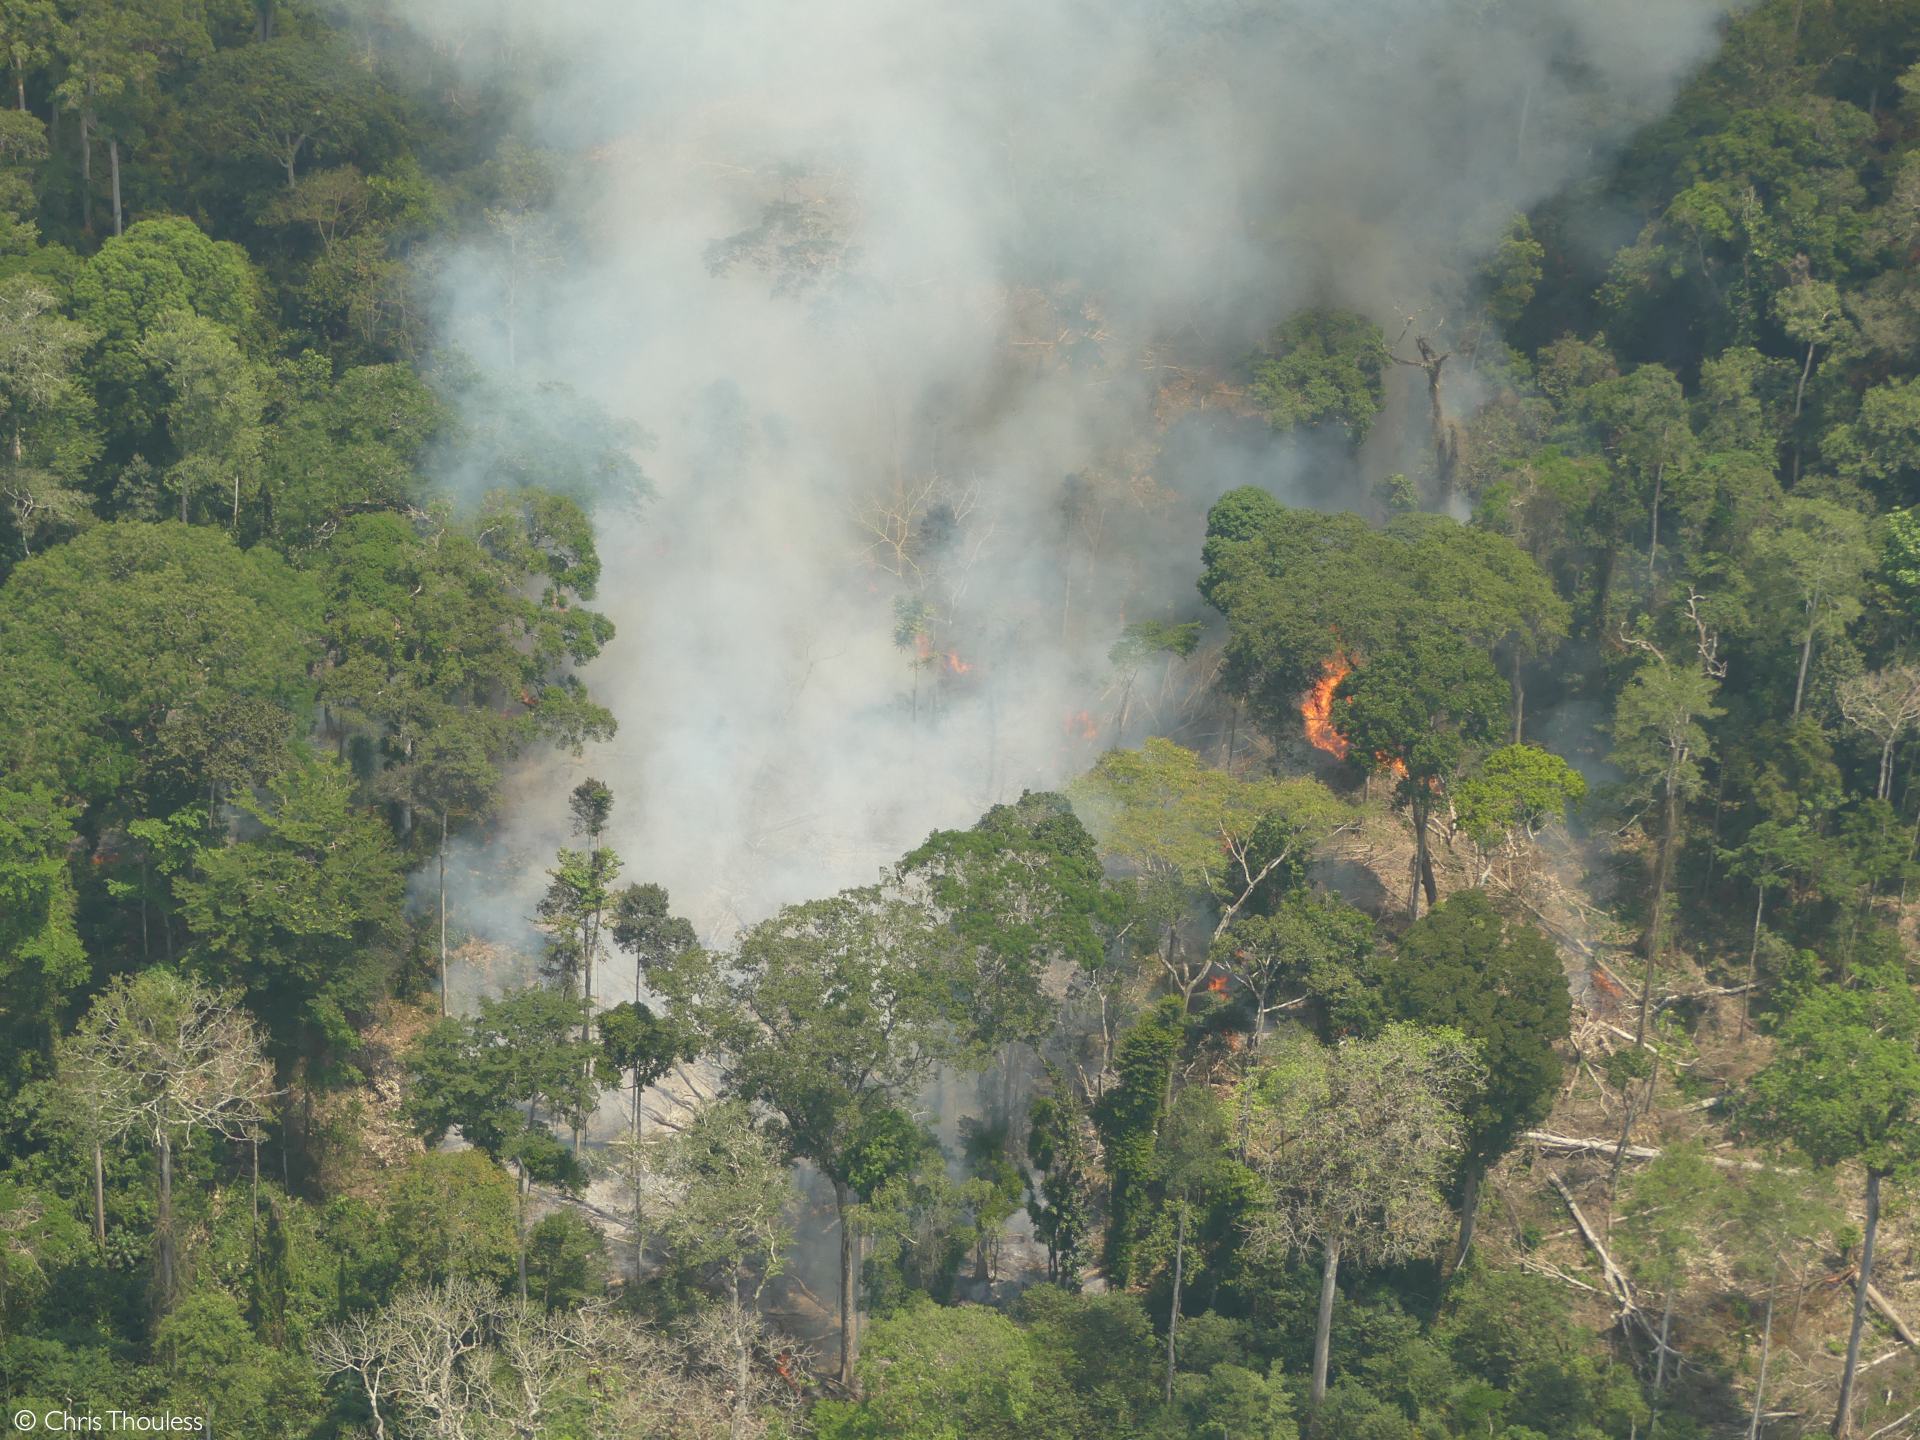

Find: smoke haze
401;0;1733;949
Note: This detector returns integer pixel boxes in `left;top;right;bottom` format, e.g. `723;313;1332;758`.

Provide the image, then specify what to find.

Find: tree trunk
1409;794;1437;920
1793;604;1818;718
1879;738;1895;803
156;1131;174;1311
438;812;449;1018
1512;650;1526;743
1794;341;1816;421
1749;1265;1777;1440
92;1140;106;1246
1833;1170;1883;1437
516;1164;529;1303
1741;886;1765;1041
108;137;122;236
1164;1201;1186;1403
730;1284;753;1440
1311;1240;1340;1411
1648;463;1664;580
1450;1164;1483;1274
13;73;22;112
1654;1290;1674;1392
77;109;91;235
836;1180;859;1389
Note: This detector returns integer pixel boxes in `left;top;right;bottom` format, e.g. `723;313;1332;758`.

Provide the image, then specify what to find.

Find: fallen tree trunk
1866;1281;1920;1352
1525;1131;1776;1172
1546;1170;1635;1314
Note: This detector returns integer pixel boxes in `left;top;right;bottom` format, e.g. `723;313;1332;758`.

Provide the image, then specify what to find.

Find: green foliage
1251;309;1388;444
901;790;1118;1051
1745;976;1920;1177
177;756;408;1060
69;217;257;454
525;1210;605;1311
1093;997;1185;1288
0;521;317;801
376;1149;519;1294
1385;892;1570;1169
0;784;84;1082
1452;745;1586;850
403;986;597;1188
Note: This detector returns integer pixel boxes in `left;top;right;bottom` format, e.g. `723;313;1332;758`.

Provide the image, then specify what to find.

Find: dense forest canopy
5;1;1920;1438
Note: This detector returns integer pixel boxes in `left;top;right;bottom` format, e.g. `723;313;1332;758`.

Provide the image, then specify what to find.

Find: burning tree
1334;630;1508;919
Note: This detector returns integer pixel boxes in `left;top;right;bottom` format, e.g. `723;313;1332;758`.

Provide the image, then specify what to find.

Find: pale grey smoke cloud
401;0;1733;947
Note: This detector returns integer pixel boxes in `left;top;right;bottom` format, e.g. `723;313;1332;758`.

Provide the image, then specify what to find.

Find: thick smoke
401;0;1731;950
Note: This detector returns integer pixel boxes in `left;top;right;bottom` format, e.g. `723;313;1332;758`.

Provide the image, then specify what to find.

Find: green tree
176;756;407;1069
377;1149;519;1294
70;217;257;455
1092;997;1184;1289
1752;496;1871;717
1722;819;1821;1037
1616;1144;1728;1408
1611;654;1723;1057
0;522;317;804
137;309;264;528
1211;889;1379;1043
1384;892;1570;1270
1451;743;1586;887
403;985;597;1301
1585;363;1695;581
1251;308;1388;444
190;38;375;190
1745;976;1920;1437
0;784;83;1091
900;790;1113;1068
654;884;968;1386
1242;1024;1481;1412
0;277;95;566
1071;738;1347;999
1336;627;1509;917
651;1099;795;1437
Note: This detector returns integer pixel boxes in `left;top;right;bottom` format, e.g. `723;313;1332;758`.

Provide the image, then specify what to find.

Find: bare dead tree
59;971;275;1313
1838;664;1920;802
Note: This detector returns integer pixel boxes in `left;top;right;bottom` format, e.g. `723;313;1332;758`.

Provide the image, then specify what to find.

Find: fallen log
1866;1281;1920;1352
1545;1170;1635;1314
1524;1131;1776;1173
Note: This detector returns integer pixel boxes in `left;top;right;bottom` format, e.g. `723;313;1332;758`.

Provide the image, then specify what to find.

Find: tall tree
654;884;969;1387
1745;975;1920;1438
404;986;597;1302
1337;627;1509;917
1384;891;1570;1270
1241;1023;1481;1412
57;970;274;1313
1752;497;1871;718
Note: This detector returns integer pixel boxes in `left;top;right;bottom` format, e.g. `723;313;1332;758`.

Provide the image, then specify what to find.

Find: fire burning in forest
1300;654;1409;779
1063;709;1099;740
944;651;971;675
1302;656;1352;760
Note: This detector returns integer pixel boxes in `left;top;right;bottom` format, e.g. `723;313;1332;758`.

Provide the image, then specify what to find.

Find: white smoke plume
399;0;1733;952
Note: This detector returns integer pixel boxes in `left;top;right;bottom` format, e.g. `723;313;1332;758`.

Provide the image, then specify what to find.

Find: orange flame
1206;975;1230;993
1302;656;1352;760
1063;709;1099;740
1301;654;1410;779
945;651;971;675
